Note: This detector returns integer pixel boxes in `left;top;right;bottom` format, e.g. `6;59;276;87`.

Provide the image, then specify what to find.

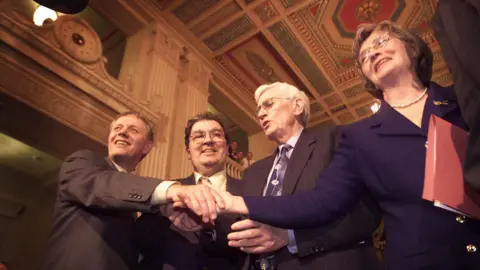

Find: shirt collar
280;127;304;151
110;159;135;174
193;170;227;191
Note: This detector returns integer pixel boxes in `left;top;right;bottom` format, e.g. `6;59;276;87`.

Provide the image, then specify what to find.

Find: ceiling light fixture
33;5;58;26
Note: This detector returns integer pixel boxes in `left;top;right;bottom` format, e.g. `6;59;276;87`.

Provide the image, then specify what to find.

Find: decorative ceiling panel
204;15;256;51
331;104;347;114
153;0;173;10
255;1;278;23
355;104;374;117
349;95;377;108
280;0;296;8
215;55;259;91
332;0;406;39
173;0;219;24
342;84;366;99
323;93;342;108
310;102;323;114
220;34;312;99
190;2;242;36
144;0;451;128
289;0;443;89
338;111;355;124
269;21;333;96
433;73;453;87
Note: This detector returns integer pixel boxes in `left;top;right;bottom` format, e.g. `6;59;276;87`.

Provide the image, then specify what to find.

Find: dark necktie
254;145;292;270
198;176;217;242
264;144;292;197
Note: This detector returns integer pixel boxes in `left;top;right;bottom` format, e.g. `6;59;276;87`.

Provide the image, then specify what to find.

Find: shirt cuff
287;229;298;254
151;181;178;204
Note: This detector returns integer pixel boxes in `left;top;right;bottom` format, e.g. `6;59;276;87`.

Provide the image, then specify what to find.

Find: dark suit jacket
242;127;381;270
431;0;480;191
42;150;162;270
243;83;480;270
135;174;246;270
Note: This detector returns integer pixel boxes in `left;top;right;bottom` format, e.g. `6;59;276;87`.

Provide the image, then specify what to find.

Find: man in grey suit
42;111;224;270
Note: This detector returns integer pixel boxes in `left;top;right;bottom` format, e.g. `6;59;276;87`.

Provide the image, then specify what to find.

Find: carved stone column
119;22;183;179
167;52;212;178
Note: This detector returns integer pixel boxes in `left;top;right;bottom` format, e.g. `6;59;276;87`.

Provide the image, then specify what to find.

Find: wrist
165;183;182;201
232;196;248;215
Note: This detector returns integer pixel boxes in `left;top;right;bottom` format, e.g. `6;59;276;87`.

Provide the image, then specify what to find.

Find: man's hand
166;184;224;223
215;190;249;215
159;204;203;232
227;219;288;254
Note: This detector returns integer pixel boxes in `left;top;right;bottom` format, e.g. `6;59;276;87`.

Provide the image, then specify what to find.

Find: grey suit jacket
42;149;162;270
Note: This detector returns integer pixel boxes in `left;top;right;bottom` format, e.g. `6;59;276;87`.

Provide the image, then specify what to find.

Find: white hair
254;82;310;127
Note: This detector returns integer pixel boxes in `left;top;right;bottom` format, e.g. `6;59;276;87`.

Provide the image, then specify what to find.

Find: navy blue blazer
244;82;480;270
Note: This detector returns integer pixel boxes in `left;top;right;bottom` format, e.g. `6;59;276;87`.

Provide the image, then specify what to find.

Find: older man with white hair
227;82;382;270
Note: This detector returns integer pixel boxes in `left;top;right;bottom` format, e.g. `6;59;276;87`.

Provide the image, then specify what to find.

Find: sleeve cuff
151;181;178;204
287;229;298;254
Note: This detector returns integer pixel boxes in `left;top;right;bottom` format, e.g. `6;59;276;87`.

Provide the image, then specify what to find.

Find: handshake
164;182;243;228
161;183;288;254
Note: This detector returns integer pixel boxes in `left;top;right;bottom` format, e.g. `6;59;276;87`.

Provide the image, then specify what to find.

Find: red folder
423;115;480;218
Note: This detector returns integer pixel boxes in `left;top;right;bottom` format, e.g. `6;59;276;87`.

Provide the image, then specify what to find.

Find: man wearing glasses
135;112;246;270
226;82;381;270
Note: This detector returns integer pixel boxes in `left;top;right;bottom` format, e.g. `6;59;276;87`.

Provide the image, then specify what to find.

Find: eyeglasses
190;130;225;144
256;97;294;115
359;34;391;64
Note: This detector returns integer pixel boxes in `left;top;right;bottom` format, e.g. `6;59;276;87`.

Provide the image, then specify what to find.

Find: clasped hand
164;183;248;232
227;219;288;254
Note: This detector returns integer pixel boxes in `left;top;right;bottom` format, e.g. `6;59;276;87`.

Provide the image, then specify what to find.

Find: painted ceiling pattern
153;0;450;127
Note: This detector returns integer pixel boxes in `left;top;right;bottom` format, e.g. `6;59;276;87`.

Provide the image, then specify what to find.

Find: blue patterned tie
255;145;292;270
264;144;292;197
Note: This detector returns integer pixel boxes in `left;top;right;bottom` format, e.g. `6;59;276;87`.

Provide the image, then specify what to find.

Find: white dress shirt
193;170;228;192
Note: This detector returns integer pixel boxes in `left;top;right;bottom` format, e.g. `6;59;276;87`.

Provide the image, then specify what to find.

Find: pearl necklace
390;87;428;109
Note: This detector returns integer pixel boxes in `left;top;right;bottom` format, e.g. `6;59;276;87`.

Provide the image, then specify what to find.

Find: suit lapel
247;155;276;196
105;158;120;171
226;175;243;196
179;174;196;185
282;130;315;195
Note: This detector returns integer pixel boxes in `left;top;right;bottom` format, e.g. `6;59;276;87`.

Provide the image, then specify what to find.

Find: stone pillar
248;131;277;160
119;22;183;179
167;53;212;179
119;22;212;179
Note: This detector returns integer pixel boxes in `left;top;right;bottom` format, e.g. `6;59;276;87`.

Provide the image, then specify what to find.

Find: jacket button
466;244;477;252
425;141;428;148
456;215;466;224
128;193;133;198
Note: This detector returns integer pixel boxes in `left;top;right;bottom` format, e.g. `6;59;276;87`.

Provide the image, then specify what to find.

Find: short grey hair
254;82;310;127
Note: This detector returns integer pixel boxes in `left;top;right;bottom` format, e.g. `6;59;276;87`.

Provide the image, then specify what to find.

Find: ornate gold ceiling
116;0;450;127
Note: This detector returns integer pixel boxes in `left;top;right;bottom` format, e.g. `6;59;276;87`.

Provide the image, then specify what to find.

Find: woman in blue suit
216;21;480;270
